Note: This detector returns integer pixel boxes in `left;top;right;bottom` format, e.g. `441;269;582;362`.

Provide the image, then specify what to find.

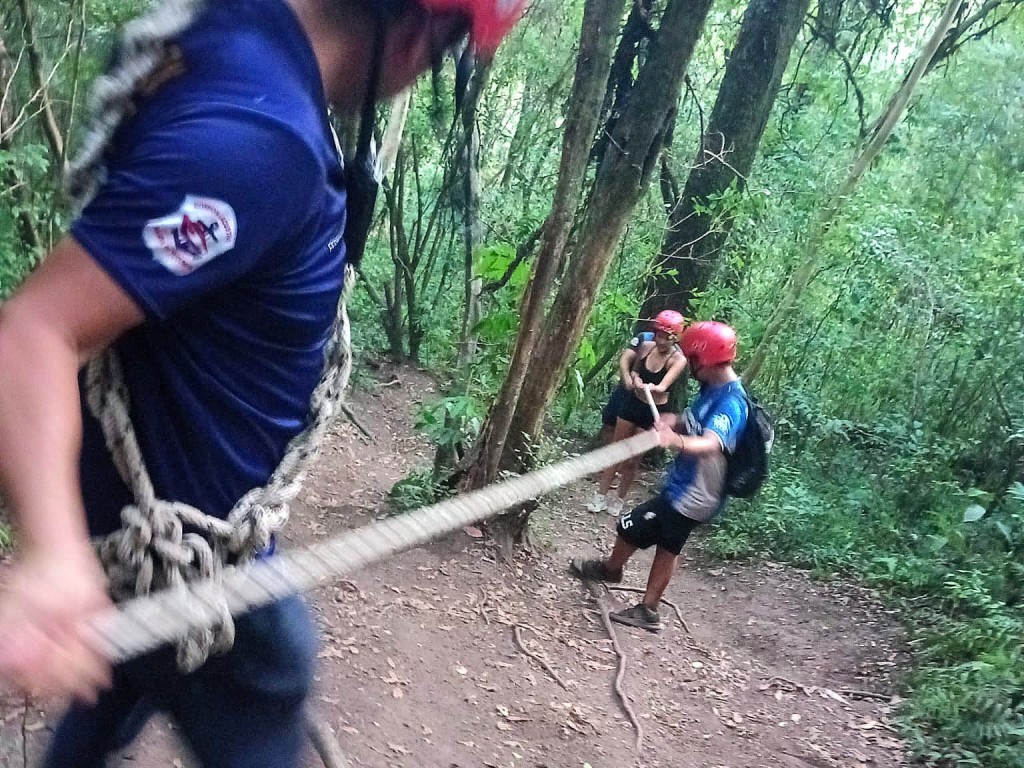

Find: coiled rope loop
85;267;356;671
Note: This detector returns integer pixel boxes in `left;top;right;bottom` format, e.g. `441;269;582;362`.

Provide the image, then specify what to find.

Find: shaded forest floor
1;364;911;767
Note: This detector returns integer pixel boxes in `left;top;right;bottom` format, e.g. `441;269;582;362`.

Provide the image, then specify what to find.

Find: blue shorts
44;595;317;768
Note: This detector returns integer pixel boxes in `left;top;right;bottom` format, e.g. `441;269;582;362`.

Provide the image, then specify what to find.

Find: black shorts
617;392;670;431
601;385;631;427
616;496;700;555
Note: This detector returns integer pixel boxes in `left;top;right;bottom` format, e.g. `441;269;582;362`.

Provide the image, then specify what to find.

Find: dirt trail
1;364;909;767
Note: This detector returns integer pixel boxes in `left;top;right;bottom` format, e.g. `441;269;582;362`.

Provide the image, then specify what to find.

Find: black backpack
723;394;775;498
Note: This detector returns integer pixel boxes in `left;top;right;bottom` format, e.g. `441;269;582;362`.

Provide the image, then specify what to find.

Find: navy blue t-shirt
74;0;347;536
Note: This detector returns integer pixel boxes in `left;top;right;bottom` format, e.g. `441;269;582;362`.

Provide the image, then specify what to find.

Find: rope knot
87;282;353;671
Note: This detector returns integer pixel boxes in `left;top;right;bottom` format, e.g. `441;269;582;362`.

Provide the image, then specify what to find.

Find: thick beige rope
83;429;660;664
85;268;356;670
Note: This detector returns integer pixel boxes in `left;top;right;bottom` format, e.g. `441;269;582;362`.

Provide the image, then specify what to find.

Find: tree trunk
457;62;488;367
500;71;540;189
381;154;410;358
17;0;65;167
435;61;488;475
492;0;715;544
641;0;810;320
379;90;412;180
591;0;655;165
462;0;629;494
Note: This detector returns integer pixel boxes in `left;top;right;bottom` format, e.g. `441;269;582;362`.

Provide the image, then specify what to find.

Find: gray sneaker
610;603;662;633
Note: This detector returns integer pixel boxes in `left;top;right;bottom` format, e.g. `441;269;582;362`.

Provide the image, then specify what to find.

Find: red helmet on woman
419;0;529;55
680;321;737;366
652;309;685;341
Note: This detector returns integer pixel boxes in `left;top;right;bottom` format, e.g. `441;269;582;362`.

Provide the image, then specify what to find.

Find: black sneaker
569;558;623;584
610;603;662;633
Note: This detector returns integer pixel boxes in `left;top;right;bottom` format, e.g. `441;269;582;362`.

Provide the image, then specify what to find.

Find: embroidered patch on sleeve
143;195;238;276
711;413;732;436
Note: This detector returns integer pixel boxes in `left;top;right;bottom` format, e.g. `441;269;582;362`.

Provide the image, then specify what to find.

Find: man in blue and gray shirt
573;321;748;632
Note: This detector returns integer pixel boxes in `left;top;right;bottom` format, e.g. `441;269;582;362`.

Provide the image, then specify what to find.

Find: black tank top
636;351;669;387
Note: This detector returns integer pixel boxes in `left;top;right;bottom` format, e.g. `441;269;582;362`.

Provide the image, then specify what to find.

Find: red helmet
680;321;737;366
419;0;529;55
652;309;685;341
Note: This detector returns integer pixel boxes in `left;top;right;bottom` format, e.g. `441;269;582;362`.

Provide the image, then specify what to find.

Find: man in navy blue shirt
573;322;748;633
0;0;524;765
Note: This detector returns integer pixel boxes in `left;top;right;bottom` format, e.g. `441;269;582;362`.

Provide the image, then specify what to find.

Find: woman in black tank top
587;312;688;517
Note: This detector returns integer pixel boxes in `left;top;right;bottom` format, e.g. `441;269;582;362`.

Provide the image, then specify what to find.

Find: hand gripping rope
83;429;660;664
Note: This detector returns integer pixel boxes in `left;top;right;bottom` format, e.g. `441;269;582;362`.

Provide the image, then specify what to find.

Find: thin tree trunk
743;0;962;383
435;62;488;474
462;0;629;493
17;0;64;164
0;35;41;258
379;90;412;180
591;0;655;165
457;63;488;366
500;71;540;189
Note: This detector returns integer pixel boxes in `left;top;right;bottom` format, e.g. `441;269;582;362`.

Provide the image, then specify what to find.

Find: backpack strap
630;342;654;375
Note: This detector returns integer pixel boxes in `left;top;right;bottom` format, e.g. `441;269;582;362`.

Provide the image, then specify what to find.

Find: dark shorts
617;392;670;431
601;385;631;427
44;595;317;768
616;495;701;556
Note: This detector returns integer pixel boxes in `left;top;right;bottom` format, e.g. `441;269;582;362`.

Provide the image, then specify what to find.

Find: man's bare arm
0;237;144;700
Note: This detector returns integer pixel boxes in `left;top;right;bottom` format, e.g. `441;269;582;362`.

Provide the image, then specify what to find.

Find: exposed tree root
513;624;570;690
339;403;372;440
584;582;644;751
838;688;892;702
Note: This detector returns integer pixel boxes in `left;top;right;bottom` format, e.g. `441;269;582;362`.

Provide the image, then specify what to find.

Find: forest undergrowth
3;0;1022;765
704;437;1024;768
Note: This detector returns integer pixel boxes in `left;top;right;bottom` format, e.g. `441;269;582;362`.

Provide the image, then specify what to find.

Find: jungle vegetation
1;0;1022;764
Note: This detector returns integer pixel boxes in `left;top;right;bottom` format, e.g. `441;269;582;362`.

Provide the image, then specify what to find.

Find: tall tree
743;0;963;382
462;0;628;491
641;0;810;320
475;0;716;545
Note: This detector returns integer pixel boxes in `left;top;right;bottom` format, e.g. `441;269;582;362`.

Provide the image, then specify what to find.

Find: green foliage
388;469;448;514
415;396;485;451
702;33;1023;768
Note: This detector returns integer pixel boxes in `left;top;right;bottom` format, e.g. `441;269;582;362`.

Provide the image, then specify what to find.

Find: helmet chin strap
341;10;386;270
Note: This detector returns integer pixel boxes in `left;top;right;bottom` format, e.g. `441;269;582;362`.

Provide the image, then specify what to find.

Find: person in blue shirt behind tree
0;1;525;766
573;321;748;633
